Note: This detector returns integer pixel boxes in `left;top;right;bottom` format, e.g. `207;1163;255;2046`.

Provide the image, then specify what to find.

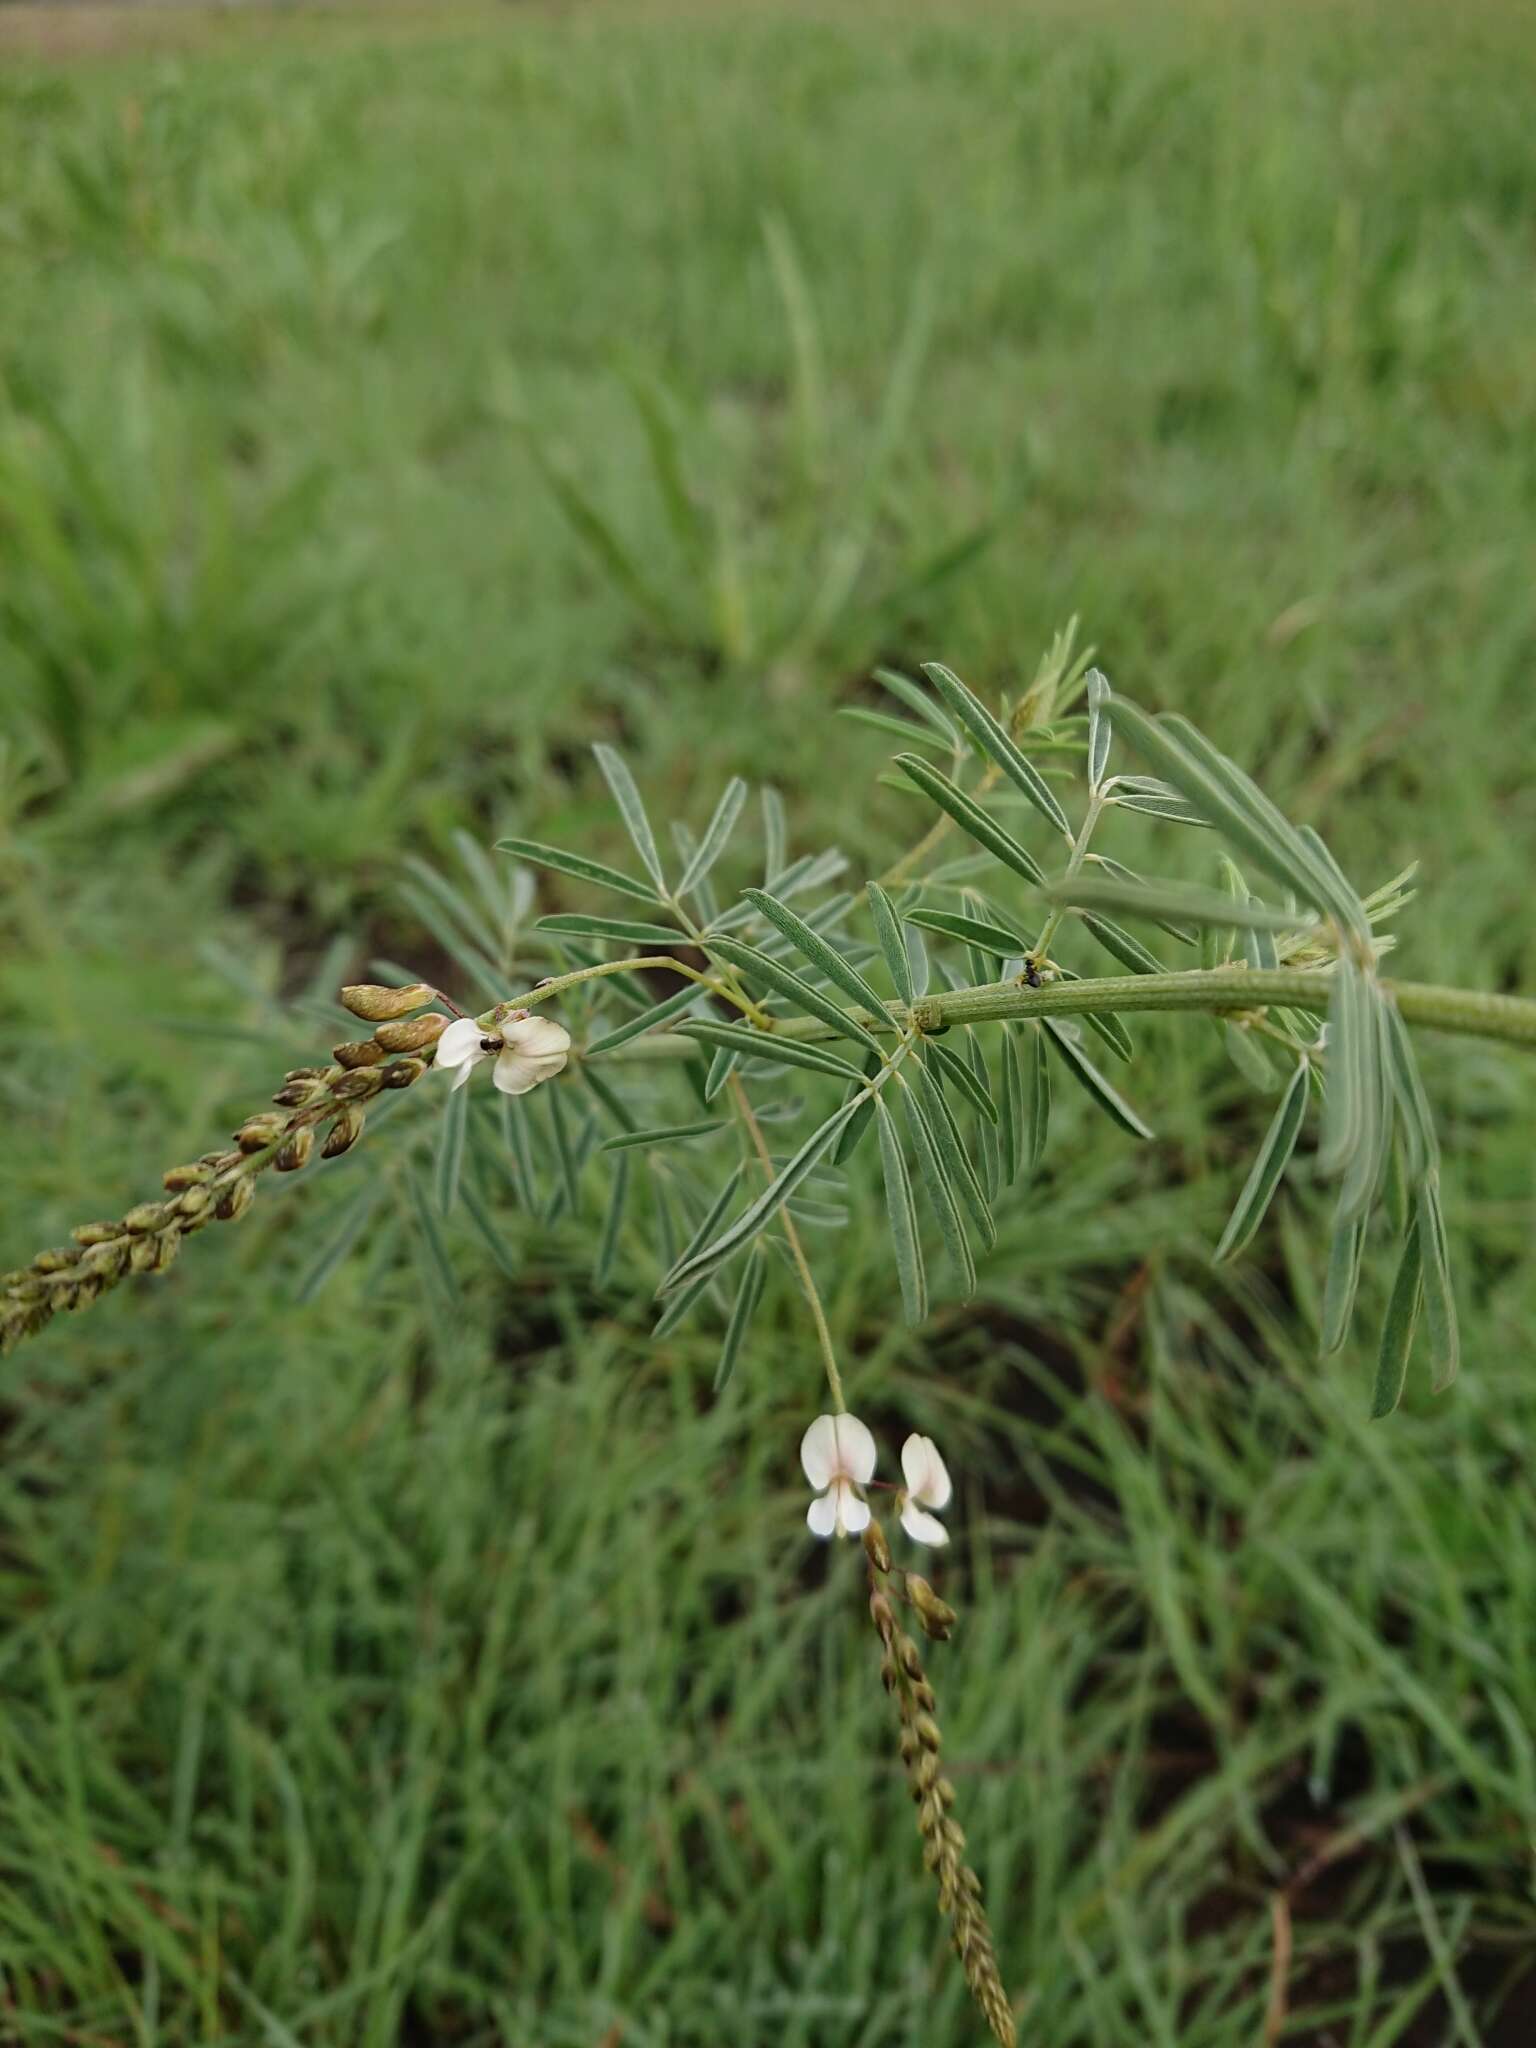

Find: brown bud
162;1162;215;1191
913;1712;942;1752
899;1726;921;1765
908;1574;958;1641
123;1203;172;1235
863;1519;893;1574
275;1128;314;1173
381;1057;427;1090
272;1079;323;1108
869;1589;897;1639
146;1230;181;1273
910;1678;936;1714
32;1247;81;1273
334;1039;386;1070
897;1635;925;1681
78;1238;129;1280
333;1067;384;1102
235;1115;287;1153
340;982;435;1022
373;1012;448;1054
320;1106;365;1158
216;1177;255;1222
71;1220;123;1246
912;1750;939;1794
175;1186;215;1234
129;1234;162;1274
283;1067;326;1084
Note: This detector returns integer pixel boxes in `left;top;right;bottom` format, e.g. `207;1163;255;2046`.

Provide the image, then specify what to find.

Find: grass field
3;2;1536;2041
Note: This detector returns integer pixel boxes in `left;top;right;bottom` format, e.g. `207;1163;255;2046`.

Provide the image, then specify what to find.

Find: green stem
588;969;1536;1059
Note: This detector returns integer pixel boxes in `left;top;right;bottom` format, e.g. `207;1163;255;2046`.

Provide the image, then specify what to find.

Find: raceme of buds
340;982;435;1022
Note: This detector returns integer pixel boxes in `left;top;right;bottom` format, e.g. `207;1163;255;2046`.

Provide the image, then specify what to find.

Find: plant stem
592;969;1536;1060
726;1072;846;1413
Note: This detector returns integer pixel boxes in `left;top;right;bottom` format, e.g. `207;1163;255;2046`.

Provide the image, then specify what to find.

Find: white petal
506;1014;572;1059
450;1058;479;1092
434;1018;485;1070
806;1490;839;1539
800;1414;840;1489
491;1051;542;1096
836;1486;871;1536
900;1432;952;1510
833;1413;878;1485
900;1502;949;1546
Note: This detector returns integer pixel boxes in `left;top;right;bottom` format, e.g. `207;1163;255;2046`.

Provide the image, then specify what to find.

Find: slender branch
589;969;1536;1060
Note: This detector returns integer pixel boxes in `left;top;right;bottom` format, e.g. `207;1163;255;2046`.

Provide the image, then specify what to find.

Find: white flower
800;1413;877;1539
899;1432;952;1546
433;1011;571;1096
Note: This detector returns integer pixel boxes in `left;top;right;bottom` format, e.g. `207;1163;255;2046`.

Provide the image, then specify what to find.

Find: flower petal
806;1490;839;1539
900;1432;952;1510
491;1051;542;1096
800;1414;840;1489
833;1413;877;1485
434;1018;485;1070
900;1502;949;1546
507;1014;572;1060
450;1058;479;1092
837;1487;871;1536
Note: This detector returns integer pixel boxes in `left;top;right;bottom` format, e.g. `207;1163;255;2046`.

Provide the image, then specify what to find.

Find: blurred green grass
2;1;1535;2040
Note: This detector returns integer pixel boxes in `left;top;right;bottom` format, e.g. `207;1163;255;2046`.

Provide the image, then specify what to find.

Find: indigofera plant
7;635;1535;2043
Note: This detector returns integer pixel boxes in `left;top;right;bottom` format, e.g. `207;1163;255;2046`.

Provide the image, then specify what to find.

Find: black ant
479;1035;502;1053
1022;956;1043;989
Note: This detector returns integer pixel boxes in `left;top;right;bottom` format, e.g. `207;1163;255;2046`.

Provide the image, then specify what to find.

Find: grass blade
675;1019;865;1082
714;1253;766;1394
921;661;1071;838
593;742;667;894
1086;668;1111;791
704;935;887;1057
1415;1178;1459;1392
295;1183;383;1303
678;776;748;898
866;881;913;1005
892;753;1046;886
1372;1225;1423;1418
1320;1215;1367;1356
435;1080;468;1215
875;1099;927;1326
594;1153;629;1287
1214;1060;1310;1261
740;887;887;1016
900;1080;975;1295
460;1174;520;1280
904;907;1028;958
600;1119;725;1152
660;1094;864;1294
496;836;658;906
1041;1020;1154;1140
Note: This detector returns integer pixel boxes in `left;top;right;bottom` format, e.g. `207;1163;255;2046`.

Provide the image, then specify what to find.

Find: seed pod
863;1519;893;1574
72;1220;123;1246
123;1202;170;1235
334;1039;386;1070
373;1012;448;1054
275;1128;314;1173
162;1162;214;1191
340;982;435;1022
321;1106;365;1158
215;1177;255;1222
235;1115;286;1153
381;1057;426;1090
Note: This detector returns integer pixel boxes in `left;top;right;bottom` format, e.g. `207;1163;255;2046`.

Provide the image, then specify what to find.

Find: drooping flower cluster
800;1414;953;1545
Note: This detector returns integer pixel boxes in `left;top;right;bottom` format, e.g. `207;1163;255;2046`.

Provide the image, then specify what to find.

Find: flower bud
869;1589;897;1638
162;1162;214;1191
32;1247;81;1273
235;1115;286;1153
275;1128;314;1173
128;1234;162;1274
272;1078;323;1108
321;1106;365;1158
863;1520;893;1573
78;1239;129;1280
381;1057;427;1090
71;1220;123;1246
122;1202;171;1236
913;1712;942;1752
146;1230;181;1273
174;1186;214;1230
907;1574;958;1642
373;1012;448;1054
334;1039;386;1070
333;1067;384;1102
340;982;435;1022
216;1178;255;1222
